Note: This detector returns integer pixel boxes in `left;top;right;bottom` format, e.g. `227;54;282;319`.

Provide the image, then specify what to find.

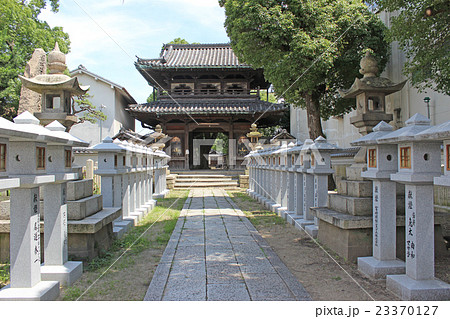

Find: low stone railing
90;138;170;231
246;137;337;238
0;112;88;300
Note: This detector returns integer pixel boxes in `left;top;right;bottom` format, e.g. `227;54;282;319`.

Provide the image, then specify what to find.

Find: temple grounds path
44;189;448;301
144;188;311;301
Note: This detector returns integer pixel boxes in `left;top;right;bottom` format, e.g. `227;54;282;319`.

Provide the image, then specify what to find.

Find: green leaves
0;0;69;120
370;0;449;94
220;0;389;137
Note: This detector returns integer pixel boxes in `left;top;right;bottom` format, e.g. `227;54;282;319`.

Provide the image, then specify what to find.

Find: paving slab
144;188;311;301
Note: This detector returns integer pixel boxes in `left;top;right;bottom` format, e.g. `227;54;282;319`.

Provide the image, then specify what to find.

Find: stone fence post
352;121;405;280
305;137;338;238
379;114;450;301
0;112;87;300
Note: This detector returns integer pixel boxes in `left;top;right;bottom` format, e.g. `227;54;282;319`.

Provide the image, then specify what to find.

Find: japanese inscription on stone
314;176;319;207
32;188;40;264
406;188;416;260
373;183;379;247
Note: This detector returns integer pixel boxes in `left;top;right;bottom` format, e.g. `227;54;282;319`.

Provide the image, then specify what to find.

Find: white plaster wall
114;89;135;133
380;11;450;128
290;105;361;148
290;12;450;148
69;73;120;146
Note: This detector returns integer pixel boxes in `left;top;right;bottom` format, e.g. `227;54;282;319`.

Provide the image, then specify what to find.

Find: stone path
144;189;311;301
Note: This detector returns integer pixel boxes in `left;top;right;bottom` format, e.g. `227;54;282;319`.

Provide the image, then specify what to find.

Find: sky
40;0;230;107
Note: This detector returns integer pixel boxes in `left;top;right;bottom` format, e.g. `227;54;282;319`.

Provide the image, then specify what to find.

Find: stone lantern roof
339;51;407;135
339;52;406;98
378;113;432;143
19;43;89;96
351;121;394;146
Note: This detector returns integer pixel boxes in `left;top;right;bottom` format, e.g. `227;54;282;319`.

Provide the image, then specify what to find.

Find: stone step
68;207;121;234
328;193;373;216
67;194;103;221
174;181;238;188
175;175;233;179
175;178;234;183
336;180;373;197
66;179;94;201
337;179;405;197
328;192;405;216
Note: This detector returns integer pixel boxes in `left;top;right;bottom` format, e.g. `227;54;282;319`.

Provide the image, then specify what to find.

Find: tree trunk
304;93;324;140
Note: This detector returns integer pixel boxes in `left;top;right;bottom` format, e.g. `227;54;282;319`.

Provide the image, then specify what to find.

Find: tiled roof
136;44;250;68
127;99;287;115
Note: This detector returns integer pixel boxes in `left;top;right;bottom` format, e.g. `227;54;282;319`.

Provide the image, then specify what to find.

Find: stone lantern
247;123;262;151
284;142;298;217
351;121;405;279
19;43;89;130
378;113;450;300
416;120;450;187
287;141;304;222
340;51;406;135
40;120;88;286
0;112;62;300
306;137;338;237
90;136;126;208
295;139;315;230
150;124;168;151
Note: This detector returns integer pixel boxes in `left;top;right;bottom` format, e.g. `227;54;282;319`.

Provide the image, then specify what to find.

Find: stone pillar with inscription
285;142;297;217
294;139;315;230
352;121;405;279
120;141;134;224
0;113;59;300
144;146;157;210
90;137;134;236
274;143;289;216
285;141;303;225
269;149;279;211
379;114;450;300
40;121;88;286
306;136;338;238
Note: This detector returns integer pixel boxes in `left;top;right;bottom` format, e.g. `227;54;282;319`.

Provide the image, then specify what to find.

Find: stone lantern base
34;112;78;132
387;275;450;301
350;113;393;135
0;280;60;301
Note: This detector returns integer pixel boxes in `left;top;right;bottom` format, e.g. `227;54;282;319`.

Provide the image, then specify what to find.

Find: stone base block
357;256;405;280
68;222;115;262
282;211;295;221
113;226;126;239
305;225;318;238
154;189;169;199
285;213;304;226
146;199;157;211
113;218;134;233
275;207;287;218
129;210;145;223
41;261;83;287
386;275;450;301
270;203;281;213
0;281;60;301
293;218;314;231
317;219;372;262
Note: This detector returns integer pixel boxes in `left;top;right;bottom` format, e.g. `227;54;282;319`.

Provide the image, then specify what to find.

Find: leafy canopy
0;0;69;119
368;0;449;95
219;0;389;121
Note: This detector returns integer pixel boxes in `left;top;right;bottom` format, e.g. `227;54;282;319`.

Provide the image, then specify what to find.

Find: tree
0;0;69;120
71;90;107;125
369;0;449;95
219;0;389;139
167;37;190;45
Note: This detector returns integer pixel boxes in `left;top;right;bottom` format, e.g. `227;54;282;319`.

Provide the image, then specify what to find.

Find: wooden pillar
184;121;189;170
